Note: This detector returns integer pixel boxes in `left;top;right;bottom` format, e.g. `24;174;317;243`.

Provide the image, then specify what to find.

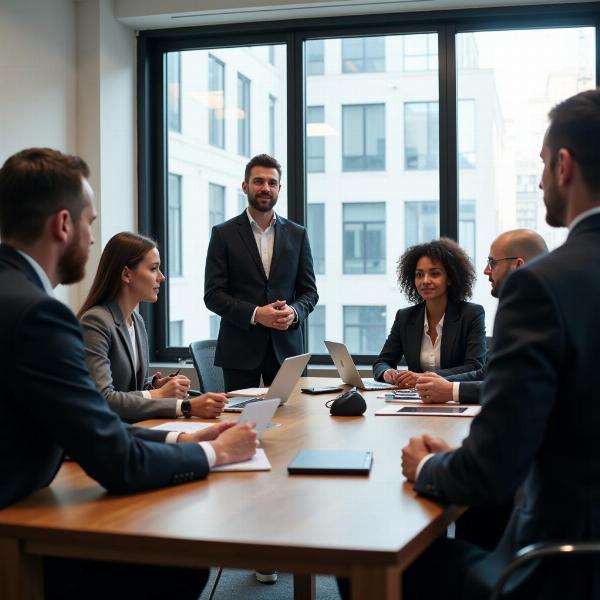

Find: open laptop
324;340;396;391
224;353;311;412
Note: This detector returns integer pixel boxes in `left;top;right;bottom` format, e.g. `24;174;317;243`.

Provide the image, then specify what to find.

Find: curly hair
397;237;475;305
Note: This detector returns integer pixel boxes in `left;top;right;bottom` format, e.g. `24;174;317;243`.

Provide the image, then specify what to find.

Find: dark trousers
337;537;487;600
45;557;209;600
222;339;281;392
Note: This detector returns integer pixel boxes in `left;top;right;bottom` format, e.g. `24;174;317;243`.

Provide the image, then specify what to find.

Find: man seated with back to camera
0;147;258;600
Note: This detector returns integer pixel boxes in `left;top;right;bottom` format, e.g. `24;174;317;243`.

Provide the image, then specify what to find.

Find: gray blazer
80;301;178;420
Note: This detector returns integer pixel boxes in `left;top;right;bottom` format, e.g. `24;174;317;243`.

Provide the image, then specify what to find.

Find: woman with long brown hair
79;232;227;420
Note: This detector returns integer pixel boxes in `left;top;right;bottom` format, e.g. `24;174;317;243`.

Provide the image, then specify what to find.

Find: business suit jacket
415;213;600;599
0;244;208;509
372;301;486;381
204;212;318;370
447;364;487;404
80;302;178;420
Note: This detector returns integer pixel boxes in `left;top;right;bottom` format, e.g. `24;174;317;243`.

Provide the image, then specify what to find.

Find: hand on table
150;374;191;399
177;421;236;443
415;372;453;403
383;369;420;388
401;434;453;482
189;392;228;418
210;423;259;466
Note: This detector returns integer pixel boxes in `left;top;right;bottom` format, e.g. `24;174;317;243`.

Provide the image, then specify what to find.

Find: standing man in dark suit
415;228;548;405
399;89;600;599
204;154;318;393
0;148;257;599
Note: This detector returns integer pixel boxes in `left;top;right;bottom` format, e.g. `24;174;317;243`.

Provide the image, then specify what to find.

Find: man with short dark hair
415;228;548;405
0;147;258;599
204;153;318;393
400;88;600;599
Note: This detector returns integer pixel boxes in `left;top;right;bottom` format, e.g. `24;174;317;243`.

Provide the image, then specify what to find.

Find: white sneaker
255;571;278;584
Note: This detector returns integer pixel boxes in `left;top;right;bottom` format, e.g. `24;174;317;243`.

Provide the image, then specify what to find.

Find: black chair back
189;340;224;393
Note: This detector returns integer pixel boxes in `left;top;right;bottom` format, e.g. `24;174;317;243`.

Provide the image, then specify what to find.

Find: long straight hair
78;232;157;318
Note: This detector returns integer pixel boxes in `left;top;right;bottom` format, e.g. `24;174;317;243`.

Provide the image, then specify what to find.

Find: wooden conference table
0;377;474;600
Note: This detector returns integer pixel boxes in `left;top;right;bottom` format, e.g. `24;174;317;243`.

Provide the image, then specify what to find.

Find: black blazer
415;213;600;599
447;364;487;404
204;212;318;370
372;301;486;381
0;244;209;509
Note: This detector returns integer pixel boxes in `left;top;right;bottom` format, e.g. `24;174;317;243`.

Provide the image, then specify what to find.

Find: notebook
287;449;373;475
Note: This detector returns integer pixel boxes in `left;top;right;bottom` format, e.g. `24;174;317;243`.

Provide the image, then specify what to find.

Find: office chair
189;340;224;393
490;541;600;600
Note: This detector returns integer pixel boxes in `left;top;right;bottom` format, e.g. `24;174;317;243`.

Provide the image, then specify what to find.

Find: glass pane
165;45;287;346
304;33;439;355
456;27;596;332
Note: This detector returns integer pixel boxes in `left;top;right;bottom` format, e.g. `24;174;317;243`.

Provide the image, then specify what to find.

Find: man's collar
568;205;600;232
246;207;277;229
15;249;55;297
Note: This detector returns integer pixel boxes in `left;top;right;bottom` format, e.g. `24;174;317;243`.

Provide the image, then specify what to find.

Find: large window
167;173;182;277
237;73;251;156
343;203;385;274
342;104;385;171
344;306;386;354
208;54;225;148
307;203;325;274
143;11;597;362
342;37;385;73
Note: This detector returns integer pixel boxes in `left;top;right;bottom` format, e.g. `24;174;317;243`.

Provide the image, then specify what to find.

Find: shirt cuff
142;390;152;399
416;453;435;480
452;382;460;402
290;306;298;324
199;442;217;468
250;306;258;325
165;431;179;444
175;398;183;417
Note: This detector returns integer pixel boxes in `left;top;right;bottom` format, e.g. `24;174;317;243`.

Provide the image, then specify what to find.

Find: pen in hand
169;368;181;377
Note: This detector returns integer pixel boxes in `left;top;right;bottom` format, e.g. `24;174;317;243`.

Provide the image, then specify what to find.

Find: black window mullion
438;23;458;241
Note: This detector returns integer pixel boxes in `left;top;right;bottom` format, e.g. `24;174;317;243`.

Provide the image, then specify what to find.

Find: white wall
0;0;136;310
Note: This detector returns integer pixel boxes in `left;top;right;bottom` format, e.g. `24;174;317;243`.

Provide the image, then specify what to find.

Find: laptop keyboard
229;397;263;409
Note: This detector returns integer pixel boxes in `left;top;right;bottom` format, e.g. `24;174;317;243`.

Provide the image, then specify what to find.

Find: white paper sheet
151;421;214;433
227;387;268;397
212;448;271;472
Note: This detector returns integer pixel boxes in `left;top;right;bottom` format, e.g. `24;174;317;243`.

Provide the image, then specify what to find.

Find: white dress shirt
420;313;444;371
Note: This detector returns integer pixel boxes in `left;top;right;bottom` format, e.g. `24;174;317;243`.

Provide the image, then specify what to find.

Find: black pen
169;368;181;377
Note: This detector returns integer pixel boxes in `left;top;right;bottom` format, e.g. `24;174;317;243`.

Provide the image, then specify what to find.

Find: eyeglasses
486;256;519;269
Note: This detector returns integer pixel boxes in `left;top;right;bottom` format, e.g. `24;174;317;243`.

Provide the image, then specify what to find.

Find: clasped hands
255;299;295;330
384;370;454;404
401;434;452;482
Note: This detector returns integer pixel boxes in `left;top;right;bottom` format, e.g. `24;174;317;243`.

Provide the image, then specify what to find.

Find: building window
343;203;385;274
342;104;385;171
169;320;184;346
238;190;247;214
208;54;225;148
516;198;537;229
269;94;276;156
167;52;181;132
306;105;325;172
209;315;221;340
308;305;325;354
237;73;251;156
167;173;182;277
405;199;476;263
458;99;476;169
517;174;538;192
342;37;385;73
305;40;324;75
209;184;226;231
307;203;325;274
403;34;438;71
404;101;439;170
344;306;386;354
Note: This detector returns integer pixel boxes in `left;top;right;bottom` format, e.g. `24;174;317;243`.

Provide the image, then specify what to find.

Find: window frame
138;4;600;365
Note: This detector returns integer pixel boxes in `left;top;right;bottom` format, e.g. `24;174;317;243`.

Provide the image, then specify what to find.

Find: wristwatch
181;398;192;418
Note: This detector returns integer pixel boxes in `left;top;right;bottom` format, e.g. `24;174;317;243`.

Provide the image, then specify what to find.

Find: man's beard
544;176;566;227
58;229;88;285
247;189;278;213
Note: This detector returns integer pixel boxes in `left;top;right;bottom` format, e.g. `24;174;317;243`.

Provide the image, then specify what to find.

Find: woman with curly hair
372;238;486;390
